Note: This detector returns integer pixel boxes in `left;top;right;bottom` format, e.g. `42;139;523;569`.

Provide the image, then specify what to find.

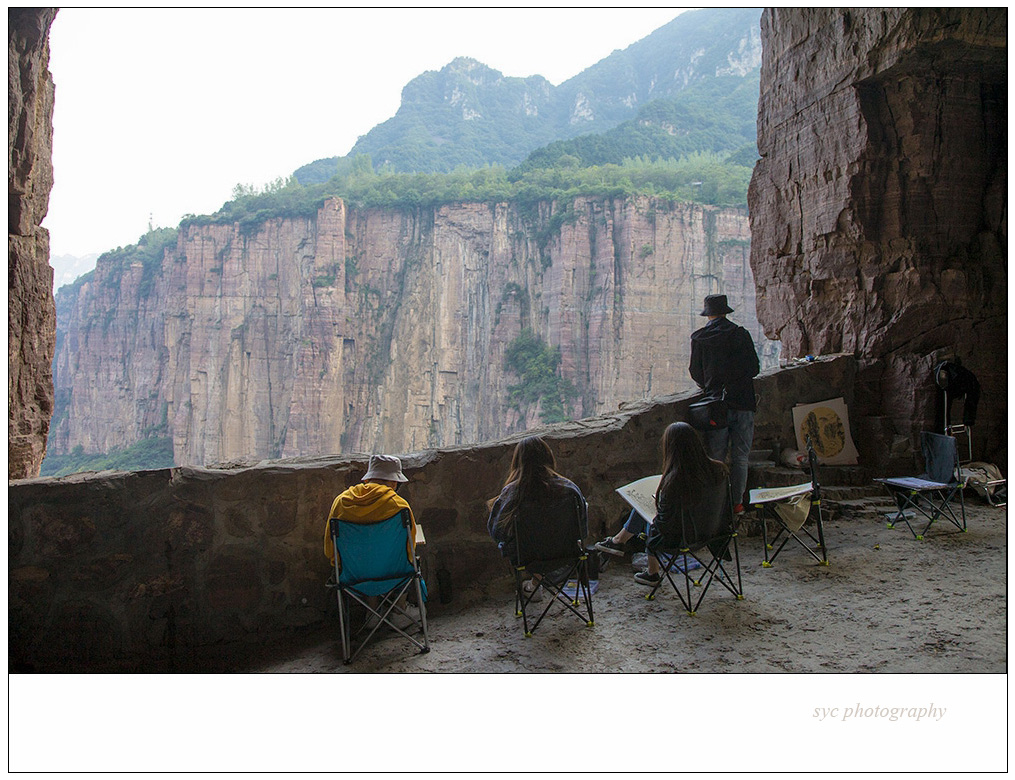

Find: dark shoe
634;570;662;586
595;537;626;557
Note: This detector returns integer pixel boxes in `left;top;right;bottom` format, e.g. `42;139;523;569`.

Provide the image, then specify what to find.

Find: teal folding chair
326;509;429;664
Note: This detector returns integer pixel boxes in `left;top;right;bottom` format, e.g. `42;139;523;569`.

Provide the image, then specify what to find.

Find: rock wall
748;8;1007;471
50;196;777;466
10;355;853;671
8;8;57;479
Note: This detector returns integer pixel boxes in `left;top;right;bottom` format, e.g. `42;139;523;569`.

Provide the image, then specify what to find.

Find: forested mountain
295;7;761;181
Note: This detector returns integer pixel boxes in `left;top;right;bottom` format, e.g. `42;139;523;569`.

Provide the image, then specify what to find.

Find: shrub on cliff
40;436;174;477
504;330;578;424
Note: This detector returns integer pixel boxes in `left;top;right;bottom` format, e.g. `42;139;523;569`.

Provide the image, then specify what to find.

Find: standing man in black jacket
689;294;760;512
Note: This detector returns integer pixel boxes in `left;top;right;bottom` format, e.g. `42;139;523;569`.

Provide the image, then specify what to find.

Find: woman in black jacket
596;422;729;586
488;436;588;600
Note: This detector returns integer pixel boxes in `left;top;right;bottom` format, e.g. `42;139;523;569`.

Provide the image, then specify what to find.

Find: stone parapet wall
10;355;854;671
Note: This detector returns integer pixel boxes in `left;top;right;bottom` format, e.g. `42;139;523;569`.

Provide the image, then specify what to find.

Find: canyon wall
8;8;57;479
50;197;776;466
748;8;1007;471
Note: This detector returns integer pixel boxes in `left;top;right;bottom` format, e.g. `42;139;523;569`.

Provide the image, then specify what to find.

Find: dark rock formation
8;8;57;479
748;8;1007;471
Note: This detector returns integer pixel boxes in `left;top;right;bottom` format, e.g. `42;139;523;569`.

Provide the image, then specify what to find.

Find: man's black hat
701;294;734;316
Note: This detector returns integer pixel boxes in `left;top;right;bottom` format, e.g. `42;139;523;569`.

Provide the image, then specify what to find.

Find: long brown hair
500;436;563;523
655;422;728;510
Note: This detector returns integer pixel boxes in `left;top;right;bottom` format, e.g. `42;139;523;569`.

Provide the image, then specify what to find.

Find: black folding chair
751;438;829;567
325;509;430;664
642;477;744;616
511;492;595;638
876;432;967;539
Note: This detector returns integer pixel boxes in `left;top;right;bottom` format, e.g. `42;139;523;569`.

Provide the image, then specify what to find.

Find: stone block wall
9;355;854;671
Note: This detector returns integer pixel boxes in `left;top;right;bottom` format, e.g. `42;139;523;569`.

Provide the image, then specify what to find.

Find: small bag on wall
688;396;728;430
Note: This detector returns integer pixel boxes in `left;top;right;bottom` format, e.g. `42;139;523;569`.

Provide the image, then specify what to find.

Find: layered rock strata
51;196;776;466
748;8;1007;471
8;8;58;479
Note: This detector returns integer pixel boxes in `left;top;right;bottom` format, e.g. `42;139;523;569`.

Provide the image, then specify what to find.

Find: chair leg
892;487;967;540
514;566;535;637
760;504;828;565
578;558;595;627
813;500;829;565
336;590;351;664
414;570;430;655
759;506;773;566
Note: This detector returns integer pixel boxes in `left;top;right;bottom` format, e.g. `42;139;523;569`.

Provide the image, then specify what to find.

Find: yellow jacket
324;482;416;566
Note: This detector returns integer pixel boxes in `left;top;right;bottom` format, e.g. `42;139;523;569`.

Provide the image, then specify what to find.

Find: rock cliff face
8;8;58;479
748;8;1007;469
51;197;774;466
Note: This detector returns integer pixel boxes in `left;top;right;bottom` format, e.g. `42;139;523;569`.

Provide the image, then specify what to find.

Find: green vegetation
175;150;752;237
180;176;324;233
89;226;178;298
40;436;175;477
503;330;578;424
511;76;760;177
312;262;342;288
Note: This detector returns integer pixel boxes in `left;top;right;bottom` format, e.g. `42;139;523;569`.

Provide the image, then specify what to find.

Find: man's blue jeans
704;409;754;507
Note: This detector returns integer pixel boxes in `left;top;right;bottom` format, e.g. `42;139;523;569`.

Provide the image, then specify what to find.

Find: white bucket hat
362;454;408;483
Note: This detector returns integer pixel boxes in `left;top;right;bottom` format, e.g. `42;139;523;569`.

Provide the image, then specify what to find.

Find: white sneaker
522;579;543;602
390;607;420;633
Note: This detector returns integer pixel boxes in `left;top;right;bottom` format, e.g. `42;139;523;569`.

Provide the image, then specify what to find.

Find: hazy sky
44;7;689;260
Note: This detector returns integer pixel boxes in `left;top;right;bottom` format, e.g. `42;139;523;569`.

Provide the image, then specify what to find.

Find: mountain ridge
296;8;762;180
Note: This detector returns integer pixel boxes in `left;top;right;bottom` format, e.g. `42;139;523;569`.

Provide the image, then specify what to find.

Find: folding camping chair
750;437;828;567
876;432;967;540
326;509;430;664
511;492;595;638
641;477;744;616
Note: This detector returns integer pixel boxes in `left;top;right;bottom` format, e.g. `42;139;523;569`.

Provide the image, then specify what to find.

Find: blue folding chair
876;432;967;539
326;509;429;664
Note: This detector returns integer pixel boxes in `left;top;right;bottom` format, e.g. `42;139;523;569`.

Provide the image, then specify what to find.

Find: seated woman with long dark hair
596;421;730;586
488;436;589;600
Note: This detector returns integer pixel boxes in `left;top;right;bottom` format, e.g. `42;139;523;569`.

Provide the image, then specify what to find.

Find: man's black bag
688;396;728;431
